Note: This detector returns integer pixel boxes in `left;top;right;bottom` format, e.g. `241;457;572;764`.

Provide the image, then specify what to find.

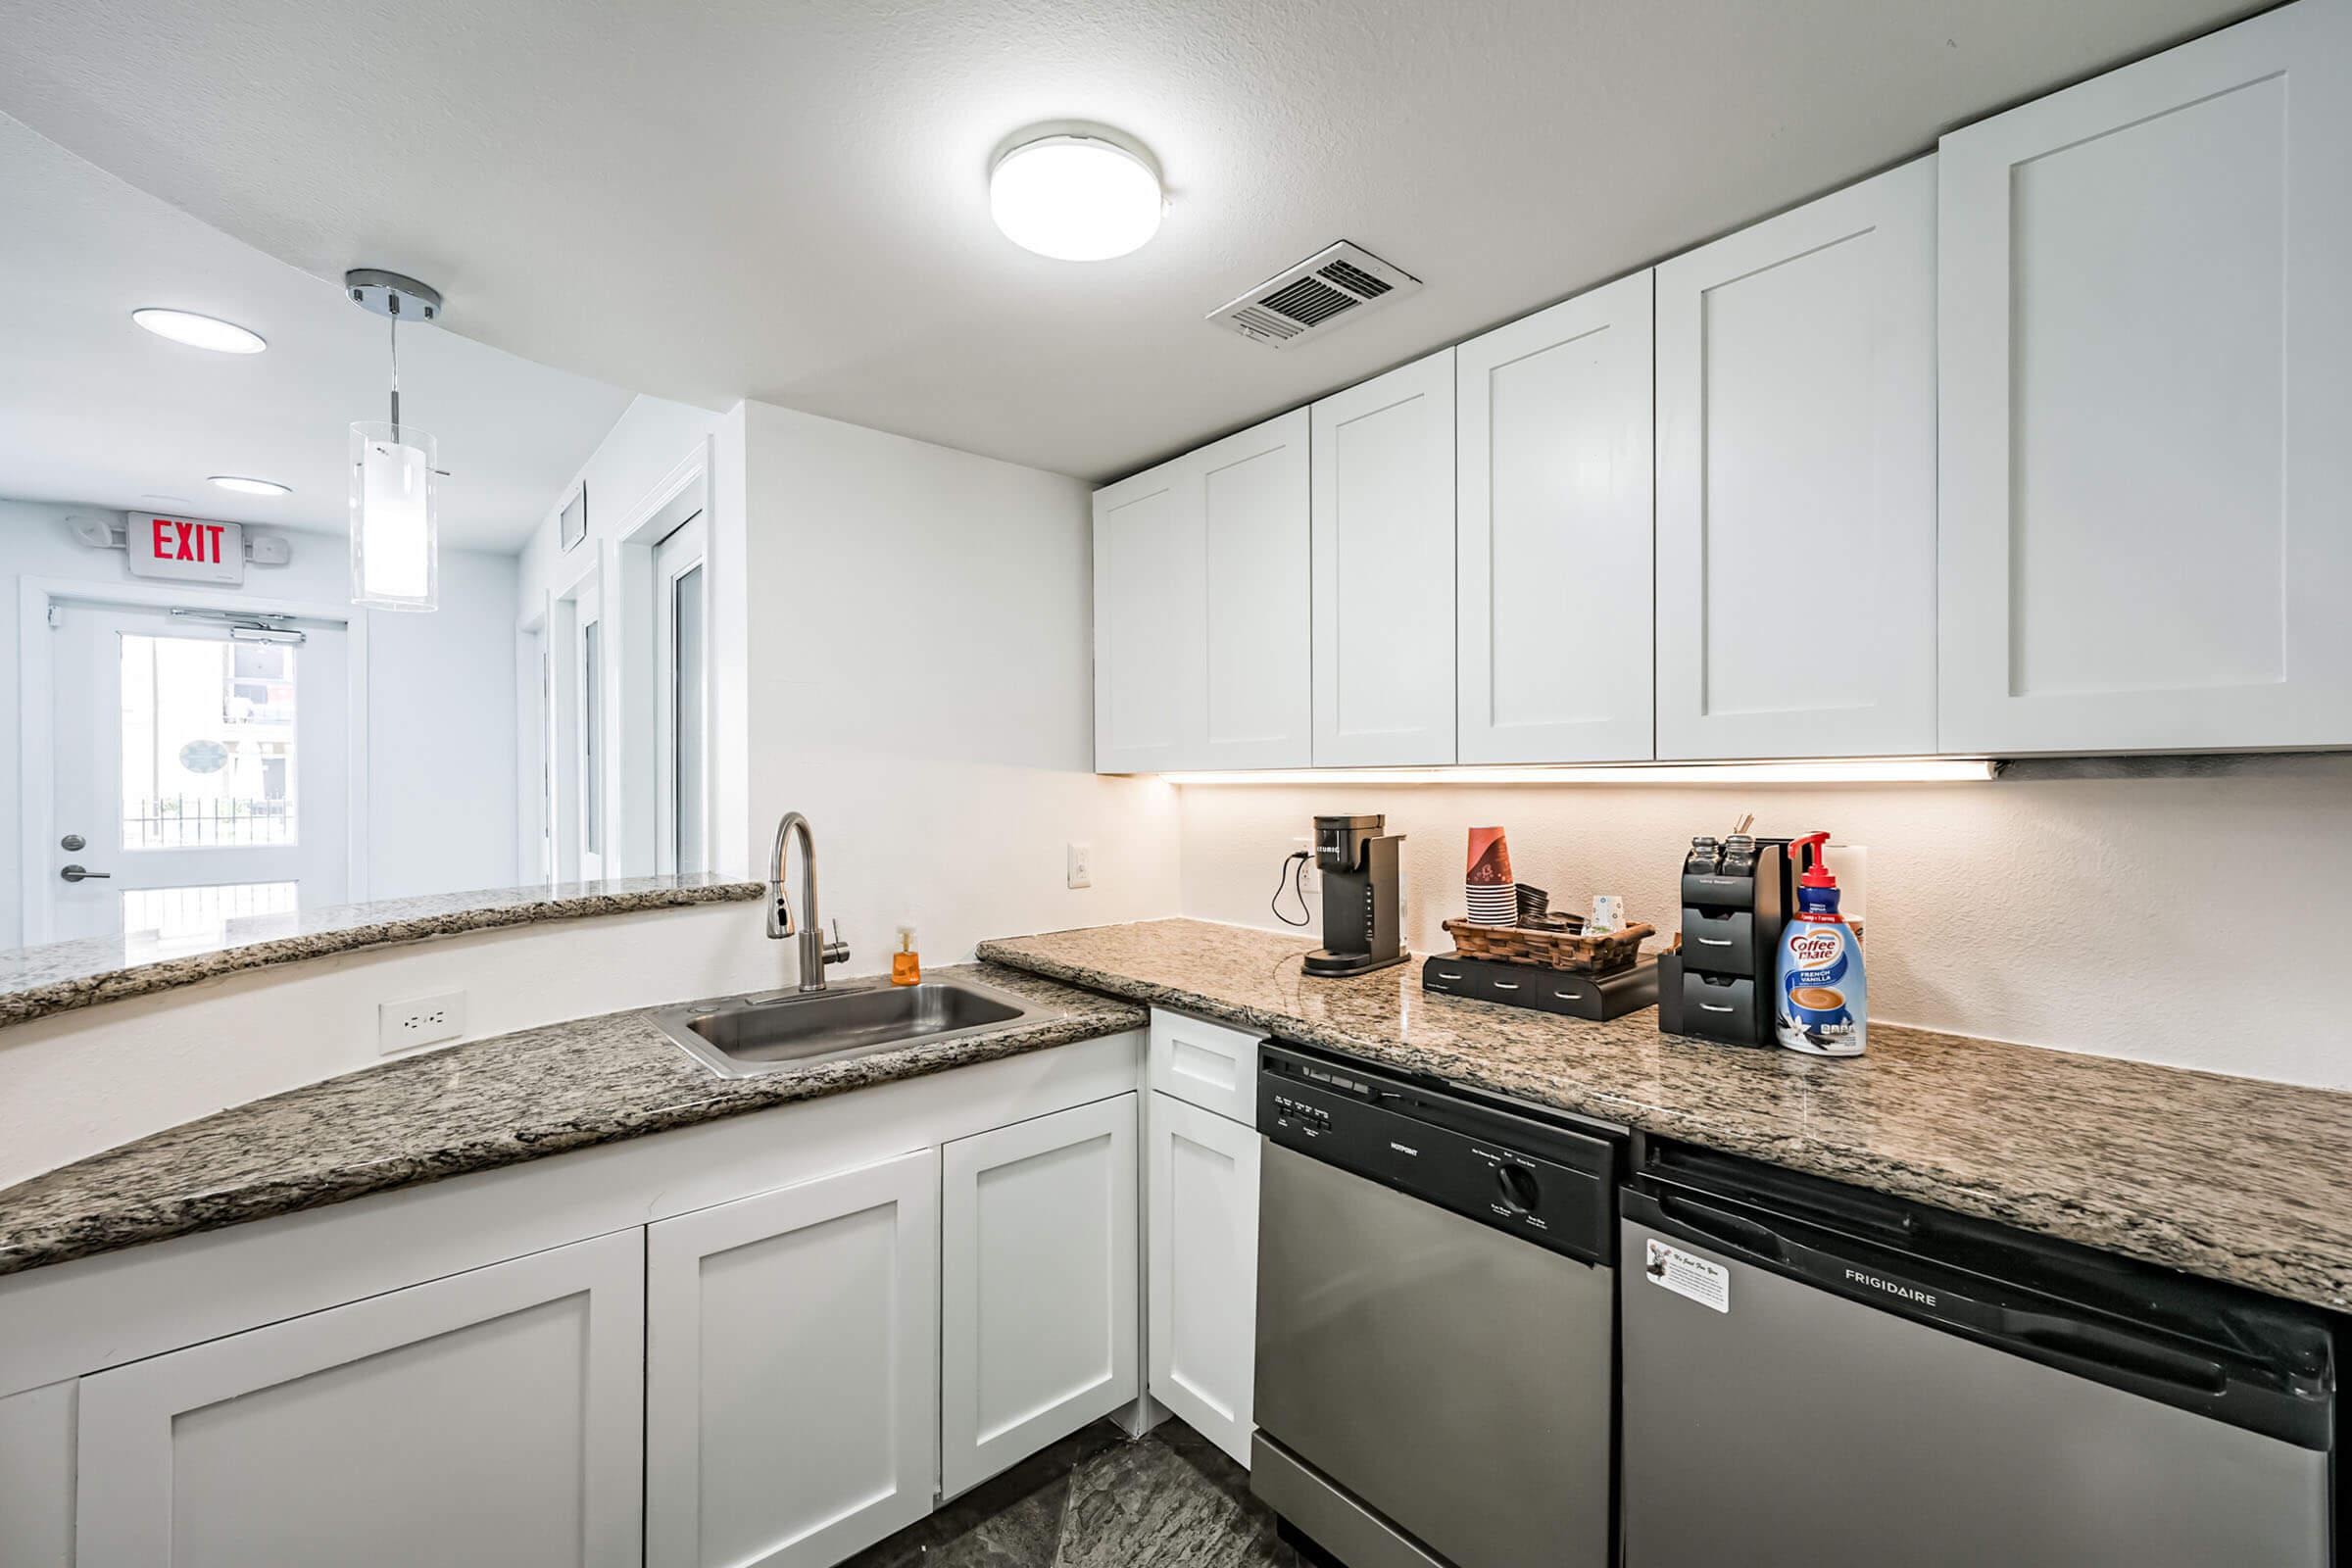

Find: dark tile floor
846;1419;1316;1568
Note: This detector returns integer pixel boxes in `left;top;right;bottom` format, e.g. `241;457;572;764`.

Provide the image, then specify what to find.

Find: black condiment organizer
1422;950;1658;1021
1659;839;1799;1048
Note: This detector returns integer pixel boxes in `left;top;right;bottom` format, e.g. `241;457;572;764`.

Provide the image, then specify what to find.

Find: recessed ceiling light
989;133;1162;261
131;309;268;354
209;475;291;497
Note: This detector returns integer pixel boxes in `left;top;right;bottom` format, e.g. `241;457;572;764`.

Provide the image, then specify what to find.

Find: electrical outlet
379;990;466;1054
1065;841;1093;889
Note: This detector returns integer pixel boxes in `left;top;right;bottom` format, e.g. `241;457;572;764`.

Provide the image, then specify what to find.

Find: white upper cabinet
1198;412;1313;767
1092;410;1309;772
1093;463;1203;772
1312;349;1458;765
1937;0;2352;755
1656;159;1938;760
1457;270;1656;763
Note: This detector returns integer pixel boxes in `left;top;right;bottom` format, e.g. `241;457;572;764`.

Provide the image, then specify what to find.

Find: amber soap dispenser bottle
891;925;922;986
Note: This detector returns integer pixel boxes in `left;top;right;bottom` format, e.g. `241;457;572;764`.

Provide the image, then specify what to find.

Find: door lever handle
60;864;112;882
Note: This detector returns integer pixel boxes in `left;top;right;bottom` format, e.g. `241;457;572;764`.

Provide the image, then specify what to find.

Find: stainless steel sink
651;976;1056;1078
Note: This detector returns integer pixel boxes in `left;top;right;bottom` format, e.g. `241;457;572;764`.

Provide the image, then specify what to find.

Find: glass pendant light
345;269;443;612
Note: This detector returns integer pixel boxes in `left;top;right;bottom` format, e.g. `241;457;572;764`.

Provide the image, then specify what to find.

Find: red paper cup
1466;826;1514;887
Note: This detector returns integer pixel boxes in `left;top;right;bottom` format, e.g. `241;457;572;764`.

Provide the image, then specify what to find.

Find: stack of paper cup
1465;827;1517;926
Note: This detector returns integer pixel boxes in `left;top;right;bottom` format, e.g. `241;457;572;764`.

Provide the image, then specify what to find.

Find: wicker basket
1442;917;1654;974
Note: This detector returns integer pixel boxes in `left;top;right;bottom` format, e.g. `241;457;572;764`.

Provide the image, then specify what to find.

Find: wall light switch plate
380;991;466;1054
1066;842;1093;889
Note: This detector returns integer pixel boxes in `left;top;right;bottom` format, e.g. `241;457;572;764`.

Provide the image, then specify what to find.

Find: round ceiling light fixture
131;309;268;354
989;131;1163;261
209;475;292;497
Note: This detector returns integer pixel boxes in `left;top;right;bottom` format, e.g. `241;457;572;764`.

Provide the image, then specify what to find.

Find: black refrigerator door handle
1654;1193;1789;1265
2002;1311;2230;1396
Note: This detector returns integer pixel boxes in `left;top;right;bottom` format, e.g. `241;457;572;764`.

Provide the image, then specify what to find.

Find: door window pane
674;564;706;873
122;881;300;954
121;634;298;848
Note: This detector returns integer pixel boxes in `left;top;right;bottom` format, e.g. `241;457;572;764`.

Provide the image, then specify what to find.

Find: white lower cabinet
74;1228;645;1568
940;1093;1140;1496
646;1148;941;1568
0;1381;74;1568
1147;1005;1260;1127
1146;1091;1260;1468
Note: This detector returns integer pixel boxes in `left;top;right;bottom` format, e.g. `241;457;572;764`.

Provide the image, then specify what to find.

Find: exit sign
126;513;245;586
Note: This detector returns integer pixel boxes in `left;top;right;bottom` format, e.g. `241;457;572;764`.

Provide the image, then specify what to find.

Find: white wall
739;401;1181;970
0;497;518;946
514;394;727;622
1176;753;2352;1089
512;394;1184;968
513;394;754;882
365;541;523;898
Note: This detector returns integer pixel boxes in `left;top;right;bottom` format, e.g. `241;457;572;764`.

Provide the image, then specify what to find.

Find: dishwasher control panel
1259;1042;1619;1264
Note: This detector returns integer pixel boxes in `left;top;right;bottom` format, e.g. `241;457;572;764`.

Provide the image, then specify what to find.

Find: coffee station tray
1440;917;1654;973
1422;950;1659;1022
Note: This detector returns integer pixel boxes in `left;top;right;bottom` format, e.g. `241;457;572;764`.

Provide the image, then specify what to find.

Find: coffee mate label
1777;919;1865;1055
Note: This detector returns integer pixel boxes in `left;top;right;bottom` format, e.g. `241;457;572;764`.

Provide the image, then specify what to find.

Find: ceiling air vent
1207;241;1421;349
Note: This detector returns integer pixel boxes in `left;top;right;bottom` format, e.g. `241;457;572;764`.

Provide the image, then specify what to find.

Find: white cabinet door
1093;462;1203;772
1093;411;1311;772
1656;158;1938;760
646;1149;939;1568
941;1094;1139;1495
1312;349;1458;765
75;1228;644;1568
1937;0;2352;755
1146;1092;1260;1469
1457;270;1655;763
0;1381;73;1568
1147;1005;1260;1127
1198;410;1312;768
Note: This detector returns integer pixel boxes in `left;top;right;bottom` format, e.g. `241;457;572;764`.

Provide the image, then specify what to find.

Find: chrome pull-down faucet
768;810;850;992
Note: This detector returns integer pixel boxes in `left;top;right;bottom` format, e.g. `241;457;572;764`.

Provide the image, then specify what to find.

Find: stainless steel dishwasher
1251;1042;1621;1568
1621;1137;2337;1567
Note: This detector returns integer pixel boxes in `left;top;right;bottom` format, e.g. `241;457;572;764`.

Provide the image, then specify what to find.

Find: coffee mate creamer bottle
1775;833;1865;1056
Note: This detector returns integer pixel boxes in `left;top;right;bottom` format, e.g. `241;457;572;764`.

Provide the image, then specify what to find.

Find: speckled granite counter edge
0;881;764;1030
0;964;1146;1276
975;934;2352;1313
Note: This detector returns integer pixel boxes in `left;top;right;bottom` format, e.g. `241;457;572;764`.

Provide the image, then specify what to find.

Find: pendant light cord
387;297;402;437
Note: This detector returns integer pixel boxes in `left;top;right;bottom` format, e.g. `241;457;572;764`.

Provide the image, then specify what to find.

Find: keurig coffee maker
1304;813;1406;977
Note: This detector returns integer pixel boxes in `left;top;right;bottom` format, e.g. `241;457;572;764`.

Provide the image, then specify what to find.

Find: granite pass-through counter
977;917;2352;1314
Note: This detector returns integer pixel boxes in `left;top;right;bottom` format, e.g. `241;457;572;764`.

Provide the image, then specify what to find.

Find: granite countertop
978;918;2352;1313
0;875;763;1029
0;963;1144;1277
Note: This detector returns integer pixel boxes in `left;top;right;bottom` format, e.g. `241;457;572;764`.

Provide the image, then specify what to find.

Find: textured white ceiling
0;0;2265;482
0;115;632;549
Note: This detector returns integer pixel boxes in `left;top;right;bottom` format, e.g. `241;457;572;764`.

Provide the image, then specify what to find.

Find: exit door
43;602;350;944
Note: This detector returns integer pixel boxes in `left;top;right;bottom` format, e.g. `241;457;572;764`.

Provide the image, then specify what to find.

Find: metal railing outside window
122;795;298;848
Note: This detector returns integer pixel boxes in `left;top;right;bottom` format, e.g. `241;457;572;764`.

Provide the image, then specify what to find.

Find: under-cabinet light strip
1154;760;2001;786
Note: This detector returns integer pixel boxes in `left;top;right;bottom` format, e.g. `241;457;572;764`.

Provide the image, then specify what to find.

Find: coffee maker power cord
1271;850;1312;927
